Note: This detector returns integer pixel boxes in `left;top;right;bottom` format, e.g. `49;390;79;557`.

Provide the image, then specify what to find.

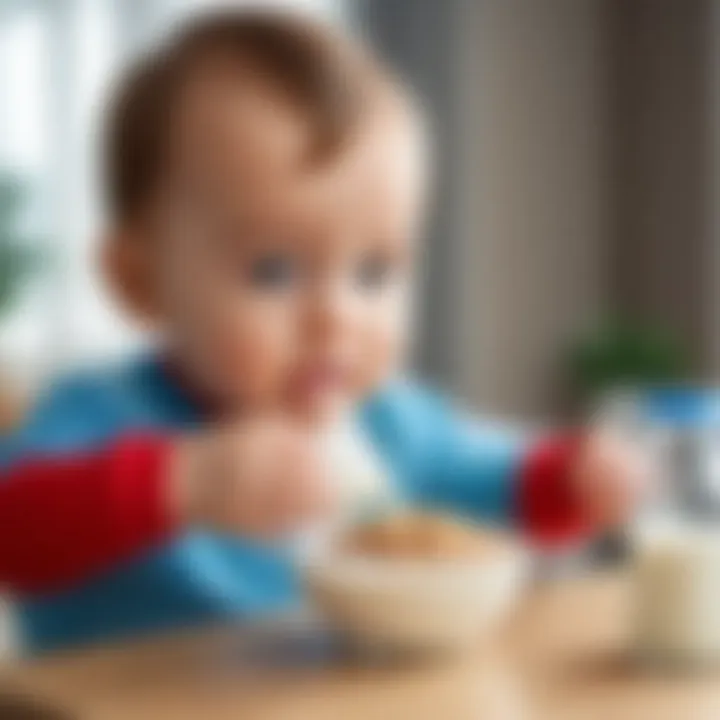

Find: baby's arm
0;376;333;595
367;382;643;544
420;409;587;543
0;437;173;594
0;378;175;594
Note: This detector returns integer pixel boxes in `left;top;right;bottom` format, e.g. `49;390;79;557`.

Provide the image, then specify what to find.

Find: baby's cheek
210;301;298;405
355;301;410;394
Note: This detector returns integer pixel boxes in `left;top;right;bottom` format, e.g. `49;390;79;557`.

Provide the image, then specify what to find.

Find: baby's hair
104;9;397;223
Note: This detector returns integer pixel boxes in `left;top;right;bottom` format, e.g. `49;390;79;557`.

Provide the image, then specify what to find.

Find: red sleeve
517;434;591;545
0;436;177;595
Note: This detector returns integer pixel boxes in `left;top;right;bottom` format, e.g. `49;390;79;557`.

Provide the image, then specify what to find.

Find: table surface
2;572;719;720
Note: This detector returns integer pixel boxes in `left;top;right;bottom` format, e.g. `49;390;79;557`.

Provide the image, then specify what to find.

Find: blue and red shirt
0;355;584;653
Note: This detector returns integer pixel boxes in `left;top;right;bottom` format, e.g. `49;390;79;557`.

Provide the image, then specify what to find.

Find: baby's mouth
289;361;353;409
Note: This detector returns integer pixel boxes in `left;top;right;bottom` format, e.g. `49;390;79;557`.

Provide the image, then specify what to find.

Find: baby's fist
572;432;651;530
171;419;335;538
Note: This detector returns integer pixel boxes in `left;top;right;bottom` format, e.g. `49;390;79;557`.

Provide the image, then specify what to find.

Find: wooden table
2;572;719;720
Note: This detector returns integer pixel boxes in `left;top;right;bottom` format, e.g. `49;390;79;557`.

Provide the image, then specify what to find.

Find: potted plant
0;174;41;430
568;320;689;416
0;177;39;315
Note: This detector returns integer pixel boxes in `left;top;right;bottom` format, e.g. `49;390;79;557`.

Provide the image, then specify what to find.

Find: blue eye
248;255;298;289
355;255;394;290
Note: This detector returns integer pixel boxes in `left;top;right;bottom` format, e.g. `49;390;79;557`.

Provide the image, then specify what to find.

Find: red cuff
103;436;177;554
517;434;590;545
0;435;176;595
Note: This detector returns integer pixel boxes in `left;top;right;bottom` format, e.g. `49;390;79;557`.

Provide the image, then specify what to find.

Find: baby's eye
355;254;396;291
247;254;299;289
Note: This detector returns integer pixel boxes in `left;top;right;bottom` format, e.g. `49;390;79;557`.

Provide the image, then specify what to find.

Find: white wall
454;0;609;420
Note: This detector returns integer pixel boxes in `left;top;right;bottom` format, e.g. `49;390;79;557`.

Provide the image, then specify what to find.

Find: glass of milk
615;387;720;665
634;517;720;664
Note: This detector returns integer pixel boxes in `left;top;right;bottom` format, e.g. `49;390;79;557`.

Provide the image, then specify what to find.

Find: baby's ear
100;227;162;328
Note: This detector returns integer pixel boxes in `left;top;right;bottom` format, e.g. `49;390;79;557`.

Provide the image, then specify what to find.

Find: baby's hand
572;431;651;530
171;419;335;538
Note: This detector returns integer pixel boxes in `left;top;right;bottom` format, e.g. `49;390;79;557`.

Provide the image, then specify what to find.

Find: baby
0;11;644;652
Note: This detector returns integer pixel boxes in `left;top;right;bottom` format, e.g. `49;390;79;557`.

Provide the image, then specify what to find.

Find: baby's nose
304;280;359;339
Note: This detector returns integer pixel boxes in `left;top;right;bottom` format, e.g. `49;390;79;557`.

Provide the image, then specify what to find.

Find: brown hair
104;10;385;223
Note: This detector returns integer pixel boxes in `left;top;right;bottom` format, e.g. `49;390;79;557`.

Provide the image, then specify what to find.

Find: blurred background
0;0;717;425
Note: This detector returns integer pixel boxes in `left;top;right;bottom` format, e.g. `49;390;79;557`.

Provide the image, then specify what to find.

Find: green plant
0;175;40;316
569;320;688;401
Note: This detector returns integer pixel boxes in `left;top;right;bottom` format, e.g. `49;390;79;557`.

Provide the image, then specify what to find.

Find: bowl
303;535;528;655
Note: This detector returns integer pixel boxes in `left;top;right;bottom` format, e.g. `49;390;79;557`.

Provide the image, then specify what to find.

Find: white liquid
320;421;393;516
295;421;393;561
634;518;720;663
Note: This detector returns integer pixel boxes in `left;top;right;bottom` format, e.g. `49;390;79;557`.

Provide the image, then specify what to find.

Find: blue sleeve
0;373;128;471
362;381;529;525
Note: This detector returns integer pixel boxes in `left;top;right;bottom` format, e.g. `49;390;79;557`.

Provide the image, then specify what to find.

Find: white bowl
304;543;528;655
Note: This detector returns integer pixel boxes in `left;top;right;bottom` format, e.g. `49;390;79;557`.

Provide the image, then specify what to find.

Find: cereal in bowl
342;512;511;560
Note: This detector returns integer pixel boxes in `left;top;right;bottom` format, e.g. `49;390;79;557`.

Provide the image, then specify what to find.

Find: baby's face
148;70;427;421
